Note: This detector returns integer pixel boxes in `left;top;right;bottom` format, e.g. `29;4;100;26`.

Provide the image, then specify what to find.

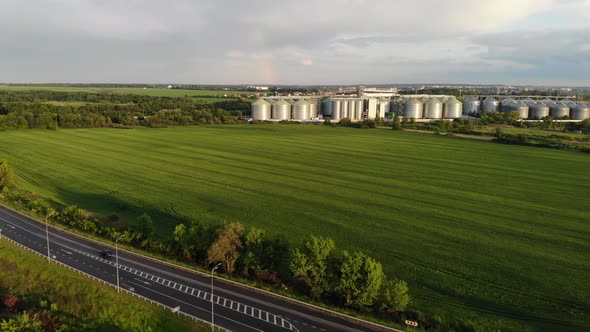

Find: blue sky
0;0;589;86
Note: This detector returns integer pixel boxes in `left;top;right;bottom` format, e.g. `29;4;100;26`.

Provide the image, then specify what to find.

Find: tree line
0;90;251;129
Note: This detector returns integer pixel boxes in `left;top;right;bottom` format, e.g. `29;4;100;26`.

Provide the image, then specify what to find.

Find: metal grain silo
572;104;590;120
424;98;443;119
483;97;499;113
332;99;342;120
341;100;349;118
292;99;310;120
349;99;357;119
501;98;516;113
542;98;555;106
272;99;291;120
251;99;271;120
404;99;424;119
550;103;570;118
376;98;388;119
308;100;318;119
444;98;463;119
567;102;578;110
527;103;548;119
322;98;334;117
463;97;481;114
357;99;365;119
522;98;536;105
515;102;530;119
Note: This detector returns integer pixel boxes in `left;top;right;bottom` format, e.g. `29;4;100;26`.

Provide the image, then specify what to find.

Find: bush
338;118;353;127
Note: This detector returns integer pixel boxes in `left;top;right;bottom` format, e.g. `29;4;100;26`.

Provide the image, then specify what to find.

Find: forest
0;90;250;129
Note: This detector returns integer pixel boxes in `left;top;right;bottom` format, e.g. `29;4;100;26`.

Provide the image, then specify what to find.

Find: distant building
248;86;269;91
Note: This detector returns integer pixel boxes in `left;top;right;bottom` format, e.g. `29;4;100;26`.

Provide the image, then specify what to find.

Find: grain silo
566;101;578;109
522;98;536;105
572;104;590;120
353;99;359;118
341;99;349;118
528;103;549;119
374;98;387;119
542;98;555;106
322;98;334;117
367;98;378;118
514;102;530;119
501;98;516;113
251;99;271;120
463;97;481;114
424;98;443;119
550;103;570;118
332;99;342;120
356;99;365;119
443;97;463;119
404;99;423;119
292;99;310;120
482;97;499;113
272;99;291;120
308;100;318;119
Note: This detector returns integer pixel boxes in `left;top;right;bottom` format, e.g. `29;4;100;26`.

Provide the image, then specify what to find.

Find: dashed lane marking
74;249;299;331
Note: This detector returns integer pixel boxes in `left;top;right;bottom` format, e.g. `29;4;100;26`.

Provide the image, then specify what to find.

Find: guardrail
0;234;229;332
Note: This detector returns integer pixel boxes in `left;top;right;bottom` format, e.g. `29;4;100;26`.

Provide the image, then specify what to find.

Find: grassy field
0;238;208;331
0;125;589;331
477;125;589;138
0;85;253;98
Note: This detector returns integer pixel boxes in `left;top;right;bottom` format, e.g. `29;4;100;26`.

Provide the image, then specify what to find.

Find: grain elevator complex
251;88;590;122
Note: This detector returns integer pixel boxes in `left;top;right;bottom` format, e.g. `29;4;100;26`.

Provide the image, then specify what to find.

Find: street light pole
116;235;124;293
45;211;55;263
210;262;222;331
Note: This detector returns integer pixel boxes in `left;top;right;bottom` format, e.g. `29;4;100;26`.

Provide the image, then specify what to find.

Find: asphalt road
0;205;394;332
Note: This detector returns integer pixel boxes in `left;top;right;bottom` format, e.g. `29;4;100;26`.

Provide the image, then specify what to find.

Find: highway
0;205;394;332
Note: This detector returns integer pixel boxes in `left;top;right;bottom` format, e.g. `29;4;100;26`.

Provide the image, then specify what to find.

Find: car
100;249;113;259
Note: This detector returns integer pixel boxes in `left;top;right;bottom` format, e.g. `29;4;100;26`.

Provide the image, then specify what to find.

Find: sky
1;0;589;86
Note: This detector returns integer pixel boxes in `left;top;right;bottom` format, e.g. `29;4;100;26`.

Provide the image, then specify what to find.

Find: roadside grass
0;237;209;331
0;125;588;331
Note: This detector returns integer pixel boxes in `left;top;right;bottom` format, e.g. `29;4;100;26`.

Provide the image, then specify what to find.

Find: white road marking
127;280;264;332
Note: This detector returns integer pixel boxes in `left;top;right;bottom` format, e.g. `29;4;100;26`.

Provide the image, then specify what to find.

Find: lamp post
210;262;222;331
45;210;55;262
115;235;125;293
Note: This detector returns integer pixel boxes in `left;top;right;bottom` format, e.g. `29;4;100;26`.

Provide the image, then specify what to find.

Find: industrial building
251;91;590;122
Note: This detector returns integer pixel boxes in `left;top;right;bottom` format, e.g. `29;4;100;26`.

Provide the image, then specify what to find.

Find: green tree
380;279;411;312
0;312;43;332
207;222;244;274
0;159;15;189
337;251;385;307
391;116;401;131
173;223;186;243
136;213;153;237
241;227;265;276
290;235;336;299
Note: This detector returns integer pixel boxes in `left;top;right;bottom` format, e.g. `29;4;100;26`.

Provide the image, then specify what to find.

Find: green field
0;85;253;98
0;238;207;331
0;125;589;331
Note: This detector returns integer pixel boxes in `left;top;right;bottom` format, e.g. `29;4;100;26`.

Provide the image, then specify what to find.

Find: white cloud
0;0;588;85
